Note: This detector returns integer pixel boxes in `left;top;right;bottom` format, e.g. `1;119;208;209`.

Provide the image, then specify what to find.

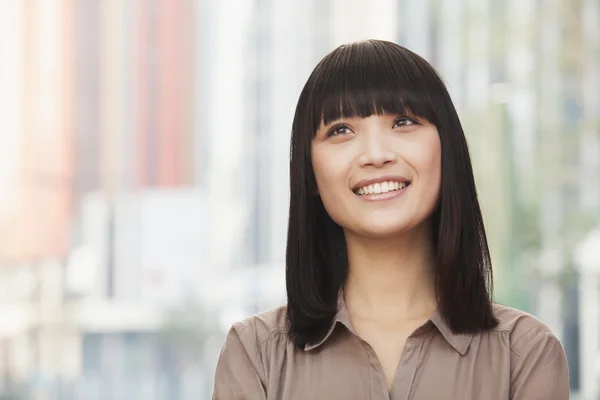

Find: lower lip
355;185;409;202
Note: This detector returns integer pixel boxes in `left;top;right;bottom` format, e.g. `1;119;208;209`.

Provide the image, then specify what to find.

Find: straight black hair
286;40;498;348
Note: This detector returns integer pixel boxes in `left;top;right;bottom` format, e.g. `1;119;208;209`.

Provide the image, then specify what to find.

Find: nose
357;132;397;168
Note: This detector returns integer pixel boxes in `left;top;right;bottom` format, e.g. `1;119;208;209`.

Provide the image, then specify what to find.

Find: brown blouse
212;297;569;399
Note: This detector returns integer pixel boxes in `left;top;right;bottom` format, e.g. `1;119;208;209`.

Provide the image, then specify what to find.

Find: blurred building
0;0;598;398
0;1;73;265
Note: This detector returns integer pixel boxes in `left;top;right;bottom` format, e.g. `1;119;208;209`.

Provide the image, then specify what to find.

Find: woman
213;40;569;399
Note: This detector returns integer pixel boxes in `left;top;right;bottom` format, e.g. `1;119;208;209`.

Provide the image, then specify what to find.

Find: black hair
286;39;498;348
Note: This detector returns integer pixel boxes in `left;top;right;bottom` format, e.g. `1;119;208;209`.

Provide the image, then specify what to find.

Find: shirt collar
429;309;474;355
304;291;474;355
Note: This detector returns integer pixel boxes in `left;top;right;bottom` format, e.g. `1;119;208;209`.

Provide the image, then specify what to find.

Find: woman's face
311;113;441;239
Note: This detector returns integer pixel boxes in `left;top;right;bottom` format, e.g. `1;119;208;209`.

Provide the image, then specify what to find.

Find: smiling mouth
353;181;411;196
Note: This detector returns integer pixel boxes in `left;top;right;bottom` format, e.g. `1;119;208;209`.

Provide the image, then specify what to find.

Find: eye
326;123;353;137
392;116;419;128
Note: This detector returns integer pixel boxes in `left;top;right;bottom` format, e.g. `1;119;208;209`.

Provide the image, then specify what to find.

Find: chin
351;219;417;239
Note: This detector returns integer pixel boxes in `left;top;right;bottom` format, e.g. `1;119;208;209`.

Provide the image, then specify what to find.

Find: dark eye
326;123;352;137
392;116;419;128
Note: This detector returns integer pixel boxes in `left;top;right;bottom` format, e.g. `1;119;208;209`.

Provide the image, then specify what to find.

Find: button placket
361;340;389;399
390;337;423;400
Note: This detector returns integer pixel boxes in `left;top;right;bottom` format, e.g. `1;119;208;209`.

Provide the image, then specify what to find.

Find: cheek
311;148;346;193
408;135;442;200
425;146;442;188
311;147;353;222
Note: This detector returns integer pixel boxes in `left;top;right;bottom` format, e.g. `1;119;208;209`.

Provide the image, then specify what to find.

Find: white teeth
355;181;409;195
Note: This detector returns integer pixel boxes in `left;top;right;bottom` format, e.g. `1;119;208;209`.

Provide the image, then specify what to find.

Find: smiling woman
212;40;570;400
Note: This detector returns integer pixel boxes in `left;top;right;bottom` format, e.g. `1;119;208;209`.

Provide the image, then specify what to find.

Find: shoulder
490;303;570;398
491;303;554;337
213;306;289;398
228;304;290;351
490;303;560;354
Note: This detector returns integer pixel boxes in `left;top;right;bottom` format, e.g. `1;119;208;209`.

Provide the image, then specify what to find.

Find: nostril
358;149;398;168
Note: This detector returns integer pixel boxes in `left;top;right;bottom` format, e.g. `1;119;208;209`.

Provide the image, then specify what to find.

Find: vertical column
157;0;194;187
0;0;23;261
270;0;296;267
206;0;254;271
464;0;490;112
74;0;101;195
100;0;126;299
579;0;600;214
535;0;564;341
100;1;141;300
100;0;126;196
506;0;536;179
402;0;431;58
436;0;464;108
575;230;600;400
502;0;537;310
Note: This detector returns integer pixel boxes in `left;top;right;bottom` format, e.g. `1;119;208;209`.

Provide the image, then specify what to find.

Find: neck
343;222;437;322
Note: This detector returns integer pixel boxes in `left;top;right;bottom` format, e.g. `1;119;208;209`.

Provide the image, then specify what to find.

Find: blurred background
0;0;599;398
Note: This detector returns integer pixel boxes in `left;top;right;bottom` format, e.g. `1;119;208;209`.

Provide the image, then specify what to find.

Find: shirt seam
256;328;288;391
235;321;271;388
488;327;521;358
257;328;289;349
506;326;552;358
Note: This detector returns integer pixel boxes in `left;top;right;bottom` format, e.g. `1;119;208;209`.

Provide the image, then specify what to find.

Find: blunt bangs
306;40;446;134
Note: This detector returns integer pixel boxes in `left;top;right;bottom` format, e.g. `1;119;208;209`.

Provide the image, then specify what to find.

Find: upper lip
351;175;411;191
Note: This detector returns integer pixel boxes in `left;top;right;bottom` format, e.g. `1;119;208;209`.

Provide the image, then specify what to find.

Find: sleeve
510;328;570;400
212;322;267;400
